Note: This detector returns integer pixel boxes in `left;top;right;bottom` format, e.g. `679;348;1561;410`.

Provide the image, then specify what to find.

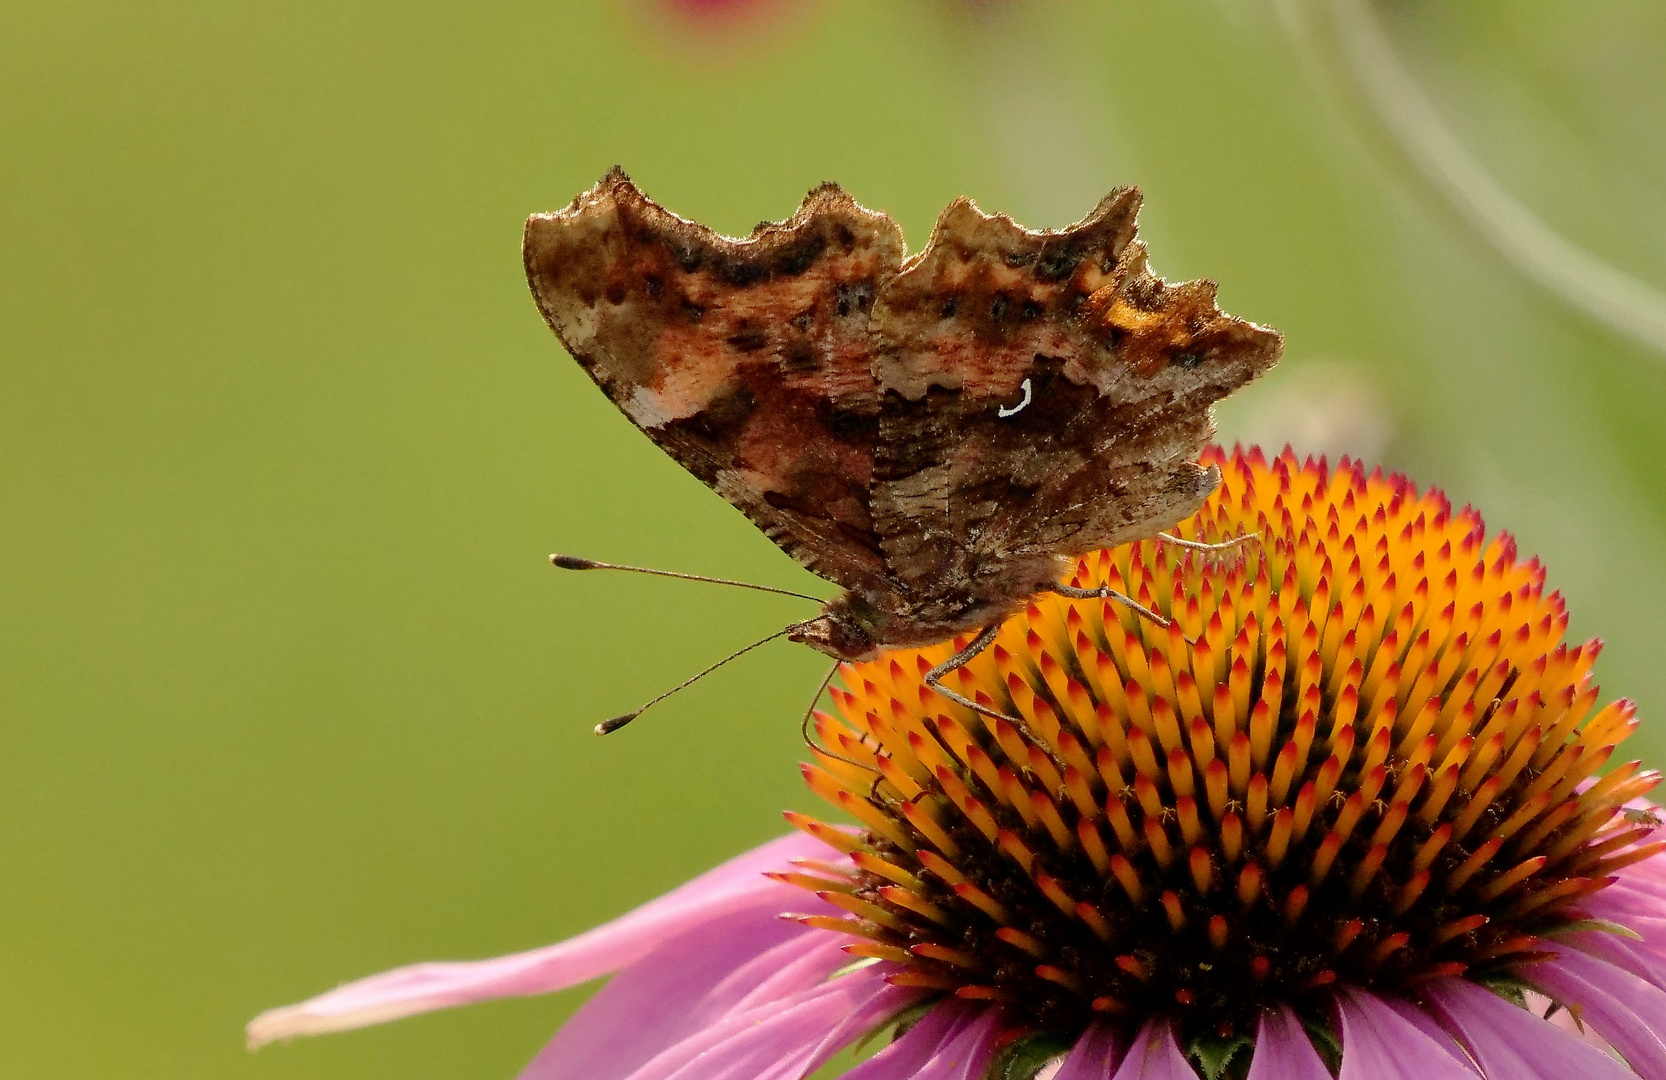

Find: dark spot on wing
1021;299;1043;320
606;284;626;305
680;383;757;440
718;260;769;288
1005;479;1039;502
828;404;877;443
791;308;814;332
989;293;1009;323
774;231;830;277
1003;250;1036;269
761;489;801;512
727;323;770;353
682;299;705;323
1036;240;1088;282
833;521;885;561
644;274;663;299
836;281;875;318
940;296;960;319
1127;278;1162;310
782;338;818;372
1173;352;1204;368
668;236;703;272
835;224;856;253
696;229;835;289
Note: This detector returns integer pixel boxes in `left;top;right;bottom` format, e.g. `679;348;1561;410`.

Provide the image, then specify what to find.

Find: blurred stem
1294;0;1666;358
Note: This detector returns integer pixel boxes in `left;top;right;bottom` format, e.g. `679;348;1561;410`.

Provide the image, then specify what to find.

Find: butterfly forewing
524;168;901;593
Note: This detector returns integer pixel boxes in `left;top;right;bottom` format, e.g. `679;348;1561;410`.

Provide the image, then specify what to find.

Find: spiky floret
784;447;1662;1038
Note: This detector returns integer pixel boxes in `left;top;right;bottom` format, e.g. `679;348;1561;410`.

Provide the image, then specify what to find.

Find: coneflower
250;448;1666;1080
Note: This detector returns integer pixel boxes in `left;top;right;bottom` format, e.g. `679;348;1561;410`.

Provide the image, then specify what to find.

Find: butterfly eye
1173;352;1204;369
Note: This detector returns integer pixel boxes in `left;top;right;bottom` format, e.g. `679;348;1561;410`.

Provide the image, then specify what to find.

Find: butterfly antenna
551;554;823;603
594;626;796;735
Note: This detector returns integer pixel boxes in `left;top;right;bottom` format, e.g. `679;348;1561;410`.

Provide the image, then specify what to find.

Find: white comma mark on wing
998;378;1033;419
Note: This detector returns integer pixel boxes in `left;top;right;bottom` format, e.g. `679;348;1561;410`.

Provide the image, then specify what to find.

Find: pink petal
618;965;898;1080
1567;929;1666;995
841;1001;981;1080
1377;995;1478;1068
1529;945;1666;1079
1245;1006;1330;1080
716;934;853;1014
1110;1018;1195;1080
1531;988;1622;1053
1588;889;1666;943
1053;1023;1126;1080
1613;829;1666;892
660;994;856;1080
1335;988;1476;1080
515;921;842;1080
754;980;924;1080
248;832;827;1046
1422;977;1633;1080
909;1006;1003;1080
1585;889;1666;956
1598;910;1666;947
1628;861;1666;895
1605;872;1666;908
1583;901;1666;975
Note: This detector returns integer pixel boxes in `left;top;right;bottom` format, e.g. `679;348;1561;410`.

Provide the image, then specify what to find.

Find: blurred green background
3;0;1664;1076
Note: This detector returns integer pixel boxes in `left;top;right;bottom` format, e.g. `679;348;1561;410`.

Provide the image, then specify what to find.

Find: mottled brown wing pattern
527;172;1283;658
524;169;905;593
867;191;1283;627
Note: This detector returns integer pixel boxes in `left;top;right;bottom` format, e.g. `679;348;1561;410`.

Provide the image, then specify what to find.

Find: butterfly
526;169;1281;730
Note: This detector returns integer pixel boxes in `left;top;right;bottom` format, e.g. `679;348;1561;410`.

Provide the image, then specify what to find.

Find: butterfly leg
1044;582;1173;631
1156;531;1260;554
922;624;1001;708
924;626;1027;725
925;626;1071;774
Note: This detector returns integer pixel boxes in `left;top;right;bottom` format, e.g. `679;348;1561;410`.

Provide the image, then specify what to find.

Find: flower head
252;448;1666;1080
790;446;1661;1043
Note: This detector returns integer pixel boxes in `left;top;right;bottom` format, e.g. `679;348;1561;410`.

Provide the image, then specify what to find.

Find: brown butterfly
526;169;1281;731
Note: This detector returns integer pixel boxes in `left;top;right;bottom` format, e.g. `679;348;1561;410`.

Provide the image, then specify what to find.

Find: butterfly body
526;170;1281;662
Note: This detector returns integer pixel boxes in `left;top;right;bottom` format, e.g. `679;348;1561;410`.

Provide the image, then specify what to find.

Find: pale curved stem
1324;0;1666;358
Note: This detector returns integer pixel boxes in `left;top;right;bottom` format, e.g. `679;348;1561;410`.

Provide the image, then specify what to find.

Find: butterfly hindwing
867;191;1282;622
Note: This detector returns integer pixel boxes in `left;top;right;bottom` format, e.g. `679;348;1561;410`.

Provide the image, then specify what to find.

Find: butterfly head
788;594;882;663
